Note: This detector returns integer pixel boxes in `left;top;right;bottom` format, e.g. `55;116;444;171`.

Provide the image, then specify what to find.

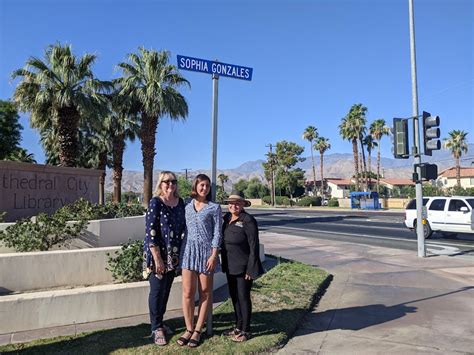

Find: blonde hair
153;171;179;198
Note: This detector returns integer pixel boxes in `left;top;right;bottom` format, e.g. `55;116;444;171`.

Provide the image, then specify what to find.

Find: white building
437;167;474;189
379;178;415;191
326;178;353;198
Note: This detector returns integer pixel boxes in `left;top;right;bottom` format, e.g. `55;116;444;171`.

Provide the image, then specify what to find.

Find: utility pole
182;168;192;181
408;0;426;257
266;143;276;206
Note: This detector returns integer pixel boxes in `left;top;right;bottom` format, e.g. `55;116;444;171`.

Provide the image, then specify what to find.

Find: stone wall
0;161;101;222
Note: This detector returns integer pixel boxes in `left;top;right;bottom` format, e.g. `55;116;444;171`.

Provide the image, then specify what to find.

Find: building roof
380;178;415;186
304;180;322;187
326;178;353;186
438;167;474;178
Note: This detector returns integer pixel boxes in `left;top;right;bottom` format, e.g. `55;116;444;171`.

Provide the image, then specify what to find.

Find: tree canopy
0;100;23;159
12;43;111;166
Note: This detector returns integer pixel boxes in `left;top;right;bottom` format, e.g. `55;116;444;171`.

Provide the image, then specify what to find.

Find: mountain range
105;144;474;193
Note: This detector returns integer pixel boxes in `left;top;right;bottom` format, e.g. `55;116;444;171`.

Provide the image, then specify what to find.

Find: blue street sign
177;55;253;81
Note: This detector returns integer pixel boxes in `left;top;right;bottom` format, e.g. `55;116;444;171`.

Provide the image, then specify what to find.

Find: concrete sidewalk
259;232;474;354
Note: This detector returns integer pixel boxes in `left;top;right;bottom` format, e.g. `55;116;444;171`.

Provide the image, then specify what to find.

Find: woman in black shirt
221;194;264;342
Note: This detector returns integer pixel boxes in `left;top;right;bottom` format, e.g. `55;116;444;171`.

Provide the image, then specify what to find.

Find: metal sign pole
210;73;219;202
207;73;218;336
176;54;253;337
408;0;426;257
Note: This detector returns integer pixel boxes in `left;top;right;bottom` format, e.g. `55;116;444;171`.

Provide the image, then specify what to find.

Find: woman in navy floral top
144;171;186;346
177;174;222;348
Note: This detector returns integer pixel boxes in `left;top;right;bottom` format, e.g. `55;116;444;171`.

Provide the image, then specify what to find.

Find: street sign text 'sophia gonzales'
177;55;253;81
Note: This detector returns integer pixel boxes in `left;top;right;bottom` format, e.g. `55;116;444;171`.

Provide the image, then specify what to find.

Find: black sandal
223;328;241;336
176;329;193;346
188;329;201;348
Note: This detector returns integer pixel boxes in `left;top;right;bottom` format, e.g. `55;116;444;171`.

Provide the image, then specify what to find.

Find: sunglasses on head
162;179;177;185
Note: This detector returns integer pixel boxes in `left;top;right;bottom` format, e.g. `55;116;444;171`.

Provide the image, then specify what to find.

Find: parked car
404;196;474;238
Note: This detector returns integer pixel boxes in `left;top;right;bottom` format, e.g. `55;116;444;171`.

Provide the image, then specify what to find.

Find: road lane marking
257;216;404;231
262;225;473;249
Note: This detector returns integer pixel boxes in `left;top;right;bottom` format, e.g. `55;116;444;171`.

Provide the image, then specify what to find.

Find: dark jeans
226;273;253;332
148;271;175;332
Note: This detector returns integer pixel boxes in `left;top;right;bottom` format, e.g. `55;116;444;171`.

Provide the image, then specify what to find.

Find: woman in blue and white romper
177;173;222;348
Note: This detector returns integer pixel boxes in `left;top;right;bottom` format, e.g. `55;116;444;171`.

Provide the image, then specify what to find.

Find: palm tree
106;91;140;203
339;104;367;191
217;173;229;192
12;43;111;166
359;127;368;191
81;120;112;204
302;126;319;195
111;118;139;204
443;130;469;188
363;134;377;190
116;48;189;206
4;148;36;163
370;119;390;193
340;116;359;190
39;126;61;165
314;137;331;196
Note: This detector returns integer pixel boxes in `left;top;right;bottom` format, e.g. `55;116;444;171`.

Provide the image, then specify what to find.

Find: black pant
226;273;253;332
148;271;175;332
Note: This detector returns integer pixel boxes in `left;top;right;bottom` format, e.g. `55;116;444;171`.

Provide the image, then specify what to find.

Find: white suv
404;196;474;238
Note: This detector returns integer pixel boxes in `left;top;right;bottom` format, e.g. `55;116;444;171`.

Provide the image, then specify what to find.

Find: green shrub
275;196;291;206
122;191;141;203
106;239;143;283
0;211;6;222
261;196;291;206
328;198;339;207
296;196;322;207
107;203;146;218
0;212;87;252
0;199;145;253
445;186;474;196
177;176;192;199
216;188;229;203
55;198;145;221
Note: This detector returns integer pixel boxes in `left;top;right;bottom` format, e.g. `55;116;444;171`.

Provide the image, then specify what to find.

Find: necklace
161;195;178;207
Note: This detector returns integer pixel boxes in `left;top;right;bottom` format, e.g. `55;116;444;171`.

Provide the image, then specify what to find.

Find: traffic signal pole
408;0;426;257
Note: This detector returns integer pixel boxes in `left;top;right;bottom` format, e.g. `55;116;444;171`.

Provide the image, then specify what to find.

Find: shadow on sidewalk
299;303;418;333
296;286;474;335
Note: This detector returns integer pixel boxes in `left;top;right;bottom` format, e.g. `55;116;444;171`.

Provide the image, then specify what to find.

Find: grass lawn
1;259;331;354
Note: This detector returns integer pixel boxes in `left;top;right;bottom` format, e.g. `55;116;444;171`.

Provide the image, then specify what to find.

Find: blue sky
0;0;472;172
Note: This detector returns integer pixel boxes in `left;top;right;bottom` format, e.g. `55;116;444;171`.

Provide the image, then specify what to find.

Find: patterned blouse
180;200;222;274
143;197;186;275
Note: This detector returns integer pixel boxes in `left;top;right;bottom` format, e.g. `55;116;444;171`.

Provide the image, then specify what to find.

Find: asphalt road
248;207;474;258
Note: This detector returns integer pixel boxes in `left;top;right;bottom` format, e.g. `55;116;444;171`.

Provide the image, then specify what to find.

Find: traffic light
393;118;409;159
418;163;438;181
422;111;441;156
